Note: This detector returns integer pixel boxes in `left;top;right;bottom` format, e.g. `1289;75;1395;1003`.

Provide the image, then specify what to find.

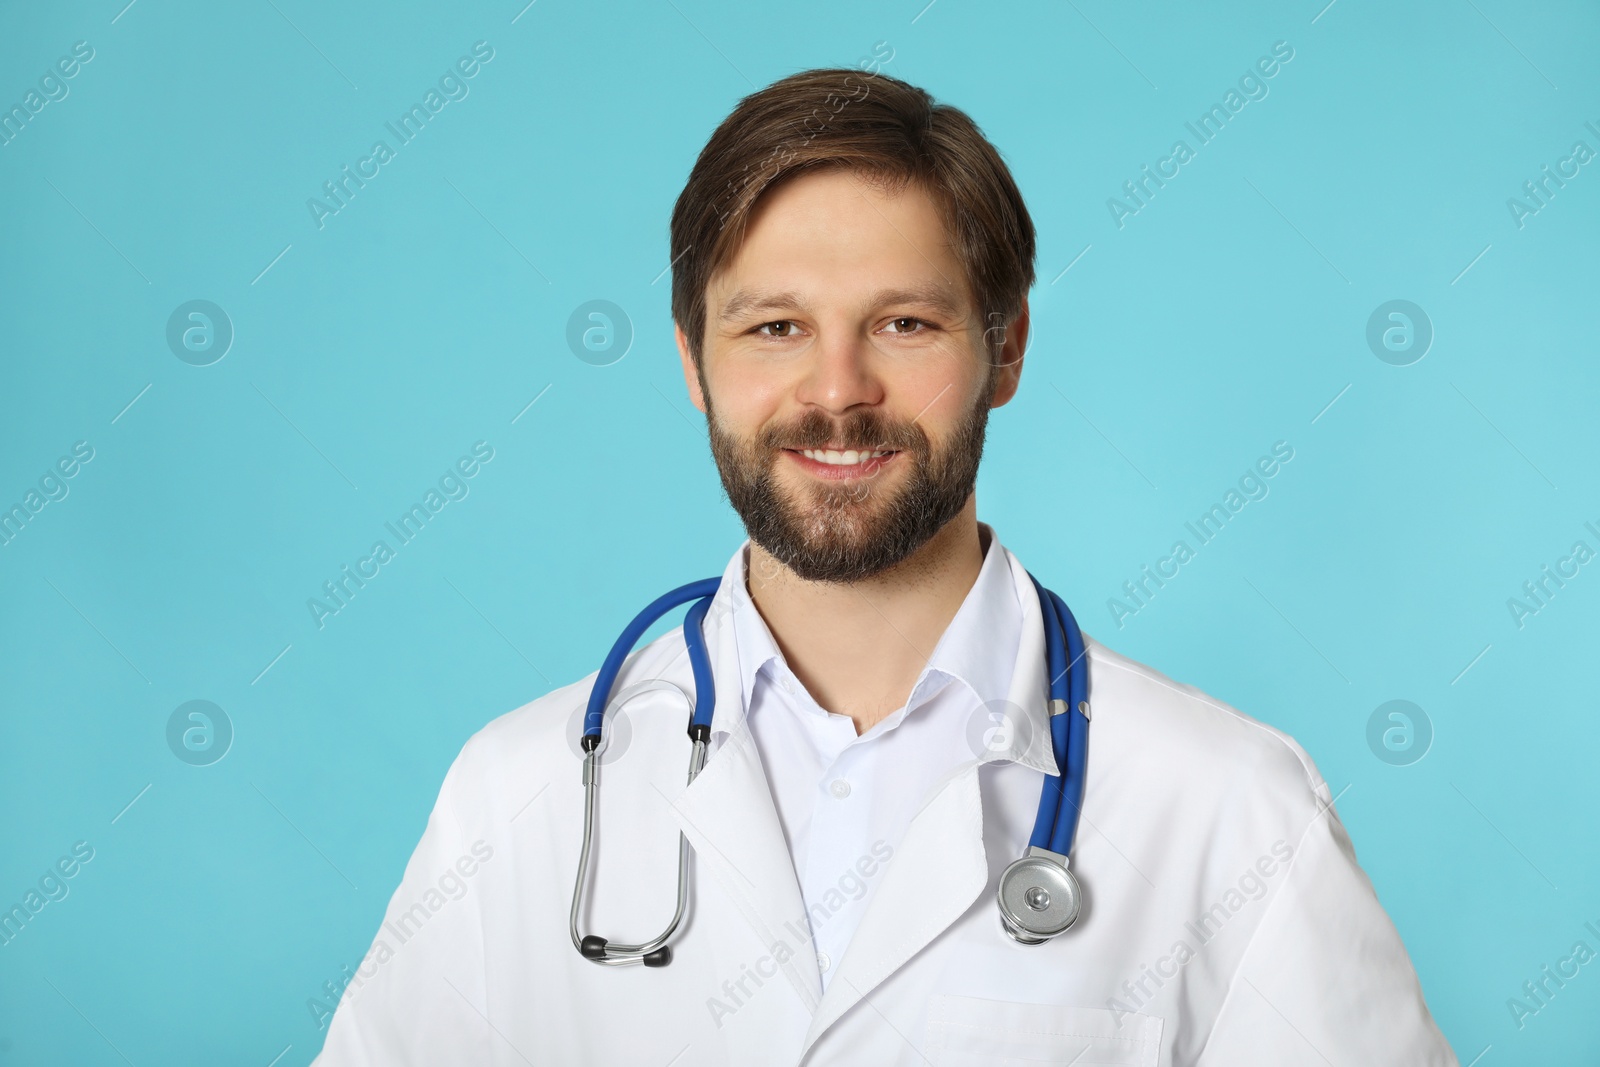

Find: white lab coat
313;548;1458;1066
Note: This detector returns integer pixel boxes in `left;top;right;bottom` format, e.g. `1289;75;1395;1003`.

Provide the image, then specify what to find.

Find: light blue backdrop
2;0;1596;1063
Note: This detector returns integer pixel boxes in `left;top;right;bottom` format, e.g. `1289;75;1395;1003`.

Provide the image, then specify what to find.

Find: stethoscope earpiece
580;934;674;967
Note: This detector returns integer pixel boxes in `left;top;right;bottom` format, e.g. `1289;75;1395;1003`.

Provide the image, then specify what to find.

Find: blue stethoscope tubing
580;576;722;743
1029;577;1090;857
571;572;1090;966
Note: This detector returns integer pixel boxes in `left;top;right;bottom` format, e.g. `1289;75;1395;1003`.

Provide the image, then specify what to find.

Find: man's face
675;167;1028;583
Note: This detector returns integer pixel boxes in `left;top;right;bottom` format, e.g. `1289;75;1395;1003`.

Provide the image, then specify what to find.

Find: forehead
709;168;971;314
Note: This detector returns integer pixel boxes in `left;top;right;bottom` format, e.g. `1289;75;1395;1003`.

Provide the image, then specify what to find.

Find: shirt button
817;951;831;973
829;779;851;799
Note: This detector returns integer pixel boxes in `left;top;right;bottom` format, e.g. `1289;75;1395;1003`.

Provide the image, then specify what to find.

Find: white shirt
722;526;1021;989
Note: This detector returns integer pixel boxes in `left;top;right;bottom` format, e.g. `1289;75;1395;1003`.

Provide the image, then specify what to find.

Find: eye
753;321;799;338
883;316;931;334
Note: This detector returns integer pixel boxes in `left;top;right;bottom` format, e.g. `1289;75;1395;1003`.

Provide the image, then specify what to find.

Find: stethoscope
570;572;1090;967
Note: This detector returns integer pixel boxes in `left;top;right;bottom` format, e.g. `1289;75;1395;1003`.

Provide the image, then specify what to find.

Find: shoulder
1083;633;1332;827
432;624;696;820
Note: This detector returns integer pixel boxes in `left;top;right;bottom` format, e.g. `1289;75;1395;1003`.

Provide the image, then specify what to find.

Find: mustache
756;409;929;453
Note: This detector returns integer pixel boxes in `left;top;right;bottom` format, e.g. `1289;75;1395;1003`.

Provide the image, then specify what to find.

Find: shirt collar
699;525;1058;775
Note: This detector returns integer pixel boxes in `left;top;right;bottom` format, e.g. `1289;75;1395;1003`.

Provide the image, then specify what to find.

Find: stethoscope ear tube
569;736;709;966
571;575;718;968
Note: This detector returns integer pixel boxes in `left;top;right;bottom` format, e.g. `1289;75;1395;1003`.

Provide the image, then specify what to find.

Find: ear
988;296;1029;409
675;321;708;414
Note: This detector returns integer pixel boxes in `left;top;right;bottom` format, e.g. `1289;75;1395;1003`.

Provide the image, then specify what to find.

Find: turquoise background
2;0;1596;1063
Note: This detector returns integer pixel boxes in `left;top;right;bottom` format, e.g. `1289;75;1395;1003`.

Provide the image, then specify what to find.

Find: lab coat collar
989;539;1060;777
701;529;1059;779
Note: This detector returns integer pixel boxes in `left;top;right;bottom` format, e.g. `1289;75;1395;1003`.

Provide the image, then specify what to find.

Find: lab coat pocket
925;994;1163;1066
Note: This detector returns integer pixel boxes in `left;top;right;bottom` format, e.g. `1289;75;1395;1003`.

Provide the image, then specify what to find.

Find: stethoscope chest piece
997;846;1082;944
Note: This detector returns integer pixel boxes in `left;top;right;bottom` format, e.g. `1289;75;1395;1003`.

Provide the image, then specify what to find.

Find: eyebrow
716;283;967;323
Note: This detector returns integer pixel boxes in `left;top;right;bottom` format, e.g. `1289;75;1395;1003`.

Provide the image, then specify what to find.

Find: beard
705;387;993;583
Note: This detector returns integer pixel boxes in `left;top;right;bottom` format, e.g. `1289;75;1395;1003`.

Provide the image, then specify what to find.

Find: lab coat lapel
798;762;990;1058
667;590;823;1016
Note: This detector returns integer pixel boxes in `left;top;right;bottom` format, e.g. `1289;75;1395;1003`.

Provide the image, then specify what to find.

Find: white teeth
800;449;890;465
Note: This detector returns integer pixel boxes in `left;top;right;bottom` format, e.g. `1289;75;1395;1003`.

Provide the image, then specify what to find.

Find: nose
792;326;884;416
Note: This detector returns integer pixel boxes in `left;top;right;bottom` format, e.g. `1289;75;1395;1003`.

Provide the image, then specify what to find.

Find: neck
746;498;985;735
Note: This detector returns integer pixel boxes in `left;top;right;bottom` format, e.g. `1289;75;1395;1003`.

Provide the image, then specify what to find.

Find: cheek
709;359;792;429
897;364;982;431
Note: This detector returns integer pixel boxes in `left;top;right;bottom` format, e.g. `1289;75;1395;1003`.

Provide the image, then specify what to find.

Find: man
314;68;1457;1065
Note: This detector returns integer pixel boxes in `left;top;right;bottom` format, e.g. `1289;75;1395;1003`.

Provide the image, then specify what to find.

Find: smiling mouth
797;448;894;465
783;446;900;479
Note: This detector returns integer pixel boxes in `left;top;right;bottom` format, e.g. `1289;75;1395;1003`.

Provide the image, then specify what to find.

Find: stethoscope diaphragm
997;846;1082;944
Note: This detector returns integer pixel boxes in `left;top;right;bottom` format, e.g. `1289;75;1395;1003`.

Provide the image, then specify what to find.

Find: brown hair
669;67;1036;366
